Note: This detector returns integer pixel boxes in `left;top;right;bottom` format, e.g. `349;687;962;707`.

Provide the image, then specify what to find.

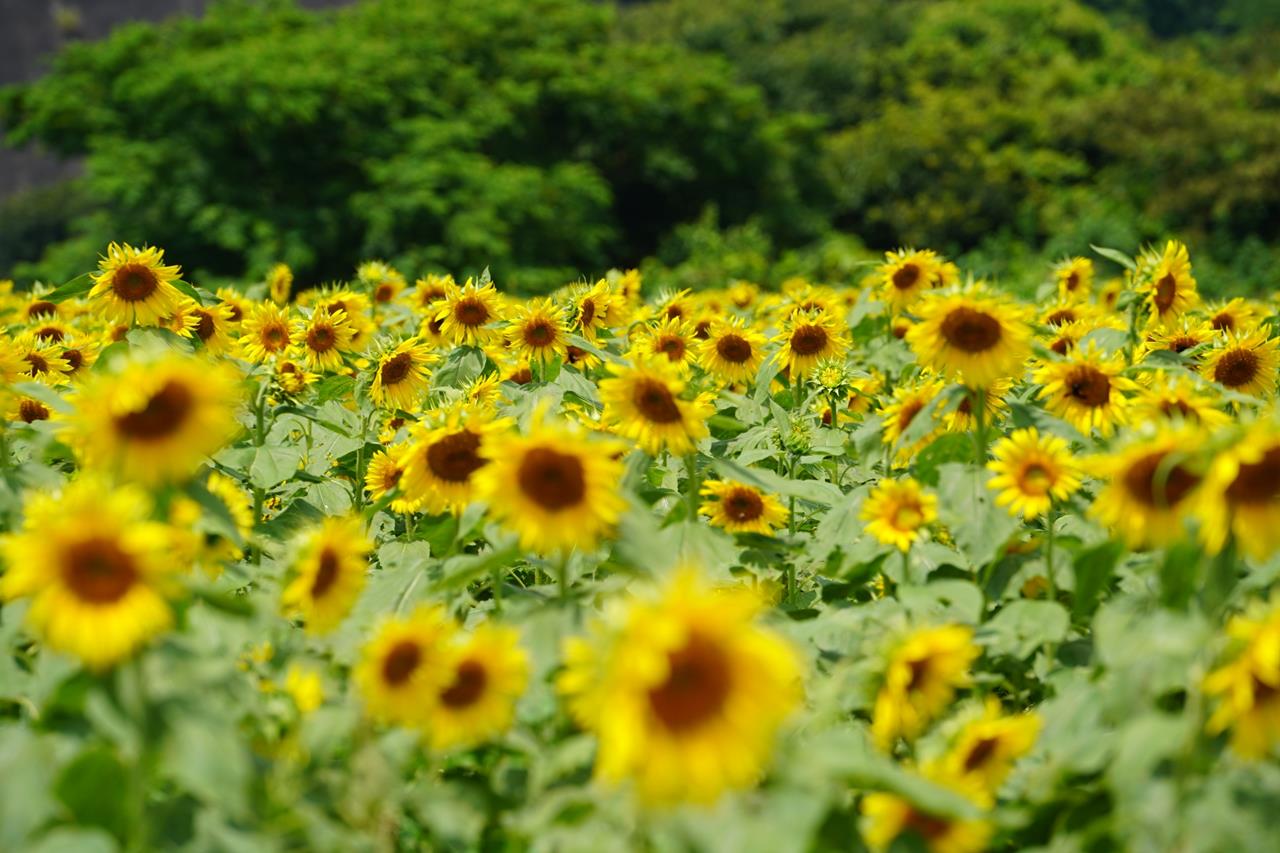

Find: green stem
492;566;504;614
684;453;700;522
971;387;989;465
828;393;840;430
557;552;571;606
1044;510;1057;602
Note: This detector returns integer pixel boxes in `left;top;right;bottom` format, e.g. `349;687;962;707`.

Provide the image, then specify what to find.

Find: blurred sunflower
879;248;943;310
182;300;236;354
409;273;453;313
942;379;1010;434
861;786;990;853
295;308;357;372
1033;345;1136;436
355;605;457;727
934;699;1041;801
907;291;1031;387
364;448;422;514
557;568;802;805
986;428;1082;520
1202;328;1279;398
879;376;947;465
280;515;372;634
400;403;510;515
699;479;788;535
1090;426;1208;548
570;279;626;341
1204;597;1280;759
1141;316;1215;362
1130;373;1230;428
1053;256;1093;303
370;338;436;410
635;316;697;368
1140;240;1198;326
1207;297;1260;336
435;278;503;347
697;319;767;384
774;310;847;378
426;623;529;751
862;477;937;552
599;359;713;456
267;263;292;305
0;477;176;670
1198;422;1280;561
358;260;406;304
88;242;184;325
15;335;71;385
275;357;317;396
240;303;295;363
872;624;980;747
505;298;569;366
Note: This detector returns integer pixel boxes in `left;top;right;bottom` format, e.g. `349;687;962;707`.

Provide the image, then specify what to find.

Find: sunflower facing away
1033;345;1137;437
1130;373;1231;428
0;477;177;670
1202;328;1279;399
986;428;1082;520
400;403;511;516
907;290;1032;388
474;411;627;554
697;319;767;384
599;359;714;456
1090;426;1207;549
64;353;243;484
1198;422;1280;561
773;310;848;379
355;604;457;727
88;242;184;325
557;568;802;805
281;515;372;634
862;477;938;552
699;479;789;535
370;338;436;410
505;297;570;367
872;624;980;747
426;623;530;751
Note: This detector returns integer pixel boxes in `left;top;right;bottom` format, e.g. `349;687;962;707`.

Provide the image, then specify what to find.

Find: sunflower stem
971;387;989;465
557;552;571;606
828;393;840;430
1044;509;1057;602
684;453;700;522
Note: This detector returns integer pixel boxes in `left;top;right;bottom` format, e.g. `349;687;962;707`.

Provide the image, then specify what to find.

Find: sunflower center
455;297;489;327
657;336;686;361
1050;337;1073;356
427;317;445;336
24;353;49;375
1169;336;1200;354
523;319;556;347
1154;274;1177;313
63;536;138;604
892;264;921;290
1020;463;1052;495
904;808;952;842
693;320;712;339
1065;366;1111;407
64;349;85;371
379;352;414;386
579;298;596;327
516;446;586;511
723;489;764;522
307;325;336;353
715;334;753;364
28;300;57;318
906;657;932;691
648;632;732;732
1225;447;1280;505
665;305;684;321
940;306;1002;353
1046;309;1076;327
189;310;215;341
1211;312;1234;332
1123;451;1200;508
112;264;160;302
509;367;533;385
381;640;421;686
897;399;925;433
19;399;50;422
426;430;485;483
791;324;830;357
374;283;395;303
440;659;488;708
1213;349;1259;388
963;736;1001;772
1065;271;1080;292
311;547;341;598
632;378;683;424
893;503;924;530
115;380;194;440
35;325;64;342
1160;399;1195;420
566;345;588;365
225;303;243;322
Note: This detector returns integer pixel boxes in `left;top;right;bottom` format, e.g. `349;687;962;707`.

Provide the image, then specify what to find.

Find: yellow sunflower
942;379;1010;435
473;411;626;554
879;248;944;310
1054;256;1094;303
280;515;372;634
64;354;243;484
177;299;236;354
0;477;176;670
409;273;453;313
699;480;789;535
1140;239;1198;326
862;477;938;552
14;336;72;385
934;699;1041;801
570;278;626;341
1198;422;1280;561
1033;345;1137;437
557;568;802;805
634;316;697;368
435;278;504;347
364;448;422;514
861;779;991;853
354;604;457;727
907;291;1032;388
1204;597;1280;759
87;242;184;325
599;359;714;456
370;338;436;410
697;319;767;384
357;260;406;304
1090;426;1208;549
267;263;293;305
773;310;848;379
505;298;570;366
275;357;318;396
239;303;295;363
295;308;357;372
1130;373;1231;428
1206;298;1260;336
1202;328;1279;399
57;338;99;381
1141;315;1215;363
400;403;511;515
872;624;980;747
879;376;947;466
426;623;530;751
986;428;1082;520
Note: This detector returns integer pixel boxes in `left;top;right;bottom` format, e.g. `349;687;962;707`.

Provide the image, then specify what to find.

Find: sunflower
474;411;626;554
354;604;457;727
697;319;767;384
1204;597;1280;759
295;308;357;372
655;288;695;324
215;288;251;326
177;299;236;354
64;354;243;484
435;278;504;347
239;303;295;363
1130;373;1231;428
635;316;697;368
907;290;1031;388
699;480;788;535
1206;298;1260;336
986;428;1082;520
280;515;372;634
861;771;991;853
400;403;511;515
0;477;176;670
598;359;714;456
8;396;51;424
1090;426;1208;549
942;379;1010;434
267;263;293;305
426;623;529;751
369;338;435;410
879;376;947;466
1198;423;1280;561
57;337;99;380
364;448;422;514
1141;316;1215;363
1033;345;1137;437
1054;256;1094;303
15;336;72;385
275;357;318;396
934;699;1041;801
87;242;184;325
1039;301;1098;329
557;568;802;805
1202;328;1279;399
1140;240;1198;326
505;298;569;366
203;471;254;560
862;478;938;552
409;273;453;313
879;248;943;310
773;310;848;379
570;279;626;341
872;624;980;747
357;260;406;304
29;318;71;344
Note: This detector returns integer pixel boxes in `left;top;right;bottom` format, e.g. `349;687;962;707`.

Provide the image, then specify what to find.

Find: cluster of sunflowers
1;238;1280;851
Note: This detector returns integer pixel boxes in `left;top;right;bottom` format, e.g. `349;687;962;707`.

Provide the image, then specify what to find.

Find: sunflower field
1;240;1280;852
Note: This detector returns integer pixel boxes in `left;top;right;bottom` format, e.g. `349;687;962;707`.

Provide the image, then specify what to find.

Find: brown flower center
27;300;57;318
307;324;336;353
897;398;925;434
64;349;84;372
523;319;556;347
24;353;49;375
1123;451;1200;508
225;303;243;322
693;320;712;339
648;632;732;732
379;352;414;386
114;380;194;440
381;640;421;686
1213;348;1259;389
963;736;1001;772
579;298;596;327
1064;365;1111;407
1225;447;1280;505
516;446;586;510
940;306;1002;353
440;659;488;708
35;325;64;342
509;367;533;385
262;324;288;350
374;283;395;303
63;536;138;604
1168;335;1200;354
892;263;921;290
111;263;161;302
1211;312;1234;332
790;324;829;356
632;378;683;424
1046;309;1076;327
1153;274;1177;313
455;297;489;327
19;399;50;422
310;547;341;598
1064;271;1080;292
665;304;684;321
426;430;485;483
656;335;686;361
715;334;753;364
723;488;764;522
